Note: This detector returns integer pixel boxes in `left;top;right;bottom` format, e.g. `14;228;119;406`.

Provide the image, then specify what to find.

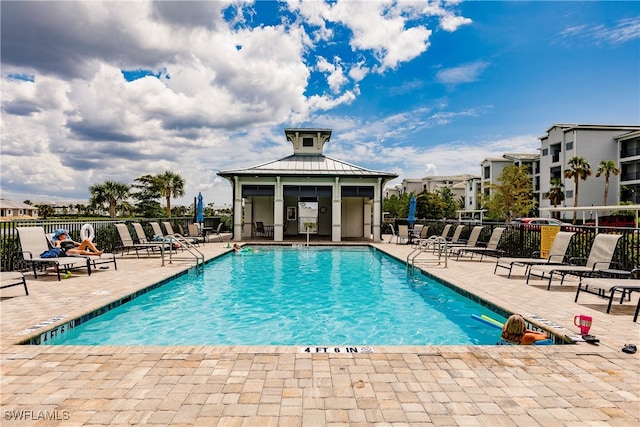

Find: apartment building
617;130;640;204
538;124;640;211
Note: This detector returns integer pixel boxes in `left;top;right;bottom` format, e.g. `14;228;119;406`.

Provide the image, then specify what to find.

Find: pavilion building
218;128;398;242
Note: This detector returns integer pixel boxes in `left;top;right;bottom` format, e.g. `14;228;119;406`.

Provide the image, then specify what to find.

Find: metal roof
218;154;398;179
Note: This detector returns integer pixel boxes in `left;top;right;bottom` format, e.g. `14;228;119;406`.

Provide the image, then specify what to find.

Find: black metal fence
0;217;223;272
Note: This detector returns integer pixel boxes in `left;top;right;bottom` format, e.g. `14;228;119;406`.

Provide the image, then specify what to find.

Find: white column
332;177;341;242
274;176;284;241
233;177;243;241
372;178;382;242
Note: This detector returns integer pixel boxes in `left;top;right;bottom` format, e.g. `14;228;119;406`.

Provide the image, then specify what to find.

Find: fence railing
0;217;223;272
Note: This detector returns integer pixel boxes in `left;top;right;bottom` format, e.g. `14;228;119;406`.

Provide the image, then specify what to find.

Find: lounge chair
527;233;622;290
387;224;397;244
188;223;206;243
411;225;430;247
447;225;465;244
455;227;506;261
448;226;485;255
211;222;224;242
162;221;201;245
439;224;453;240
16;226;91;281
494;231;575;278
397;224;410;244
575;270;640;322
1;271;29;295
115;223;166;257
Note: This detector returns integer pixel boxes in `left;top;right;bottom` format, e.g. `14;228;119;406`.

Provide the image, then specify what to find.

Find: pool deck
1;237;638;426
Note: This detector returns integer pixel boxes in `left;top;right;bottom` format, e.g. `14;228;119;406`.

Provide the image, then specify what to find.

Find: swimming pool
42;246;509;346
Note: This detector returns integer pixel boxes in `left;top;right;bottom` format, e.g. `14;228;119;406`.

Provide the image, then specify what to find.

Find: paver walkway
1;237;638;426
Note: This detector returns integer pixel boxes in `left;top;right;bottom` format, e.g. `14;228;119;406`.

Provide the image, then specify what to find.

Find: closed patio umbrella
408;195;416;227
197;192;204;232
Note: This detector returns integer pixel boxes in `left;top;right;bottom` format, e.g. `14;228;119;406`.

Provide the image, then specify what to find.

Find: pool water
45;247;508;346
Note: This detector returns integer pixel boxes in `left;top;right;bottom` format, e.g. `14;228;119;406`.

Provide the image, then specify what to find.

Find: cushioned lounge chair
527;233;622;290
494;231;575;278
575;272;640;322
455;227;505;261
16;226;91;281
1;271;29;295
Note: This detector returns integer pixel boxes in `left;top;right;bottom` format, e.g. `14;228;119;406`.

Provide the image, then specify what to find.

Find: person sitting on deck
52;229;103;256
501;314;548;345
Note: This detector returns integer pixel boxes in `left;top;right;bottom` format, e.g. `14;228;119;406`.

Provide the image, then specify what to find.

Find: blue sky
1;1;638;207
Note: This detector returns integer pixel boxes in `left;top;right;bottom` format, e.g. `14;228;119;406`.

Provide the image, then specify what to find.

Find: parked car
511;217;581;231
585;215;637;228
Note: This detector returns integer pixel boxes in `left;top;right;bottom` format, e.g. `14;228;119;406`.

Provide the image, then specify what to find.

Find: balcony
621;146;640;158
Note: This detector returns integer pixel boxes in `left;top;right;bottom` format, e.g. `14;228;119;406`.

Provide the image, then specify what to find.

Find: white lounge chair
494;231;575;278
527;233;622;290
16;226;91;281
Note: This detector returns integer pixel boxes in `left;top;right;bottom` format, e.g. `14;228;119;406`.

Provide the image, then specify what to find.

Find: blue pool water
44;247;508;346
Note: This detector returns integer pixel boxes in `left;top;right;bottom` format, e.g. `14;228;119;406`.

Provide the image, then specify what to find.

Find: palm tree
595;160;620;206
155;171;185;218
89;181;131;219
547;177;565;219
563;156;592;224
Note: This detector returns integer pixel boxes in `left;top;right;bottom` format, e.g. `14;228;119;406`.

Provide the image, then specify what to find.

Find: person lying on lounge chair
501;314;548;345
52;229;103;256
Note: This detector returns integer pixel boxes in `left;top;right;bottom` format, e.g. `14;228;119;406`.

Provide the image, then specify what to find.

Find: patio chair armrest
21;250;34;260
568;256;587;266
592;261;618;270
547;254;566;263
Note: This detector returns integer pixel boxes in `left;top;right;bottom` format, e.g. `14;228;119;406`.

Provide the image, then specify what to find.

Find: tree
595;160;620;206
155;171;186;218
547;177;565;219
131;174;164;217
563;156;592;224
89;181;131;219
483;165;536;223
36;204;54;219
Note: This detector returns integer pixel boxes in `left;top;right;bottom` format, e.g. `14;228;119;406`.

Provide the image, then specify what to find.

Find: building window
566;190;573;199
566;141;573;150
542;148;548;156
483;167;490;179
303;137;314;147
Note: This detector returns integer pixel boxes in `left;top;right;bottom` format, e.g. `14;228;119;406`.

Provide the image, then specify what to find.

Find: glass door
298;201;318;233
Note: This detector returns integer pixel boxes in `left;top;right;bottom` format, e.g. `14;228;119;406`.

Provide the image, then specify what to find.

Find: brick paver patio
1;236;638;426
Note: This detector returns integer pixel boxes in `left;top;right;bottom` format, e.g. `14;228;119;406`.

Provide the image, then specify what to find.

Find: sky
1;0;639;209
